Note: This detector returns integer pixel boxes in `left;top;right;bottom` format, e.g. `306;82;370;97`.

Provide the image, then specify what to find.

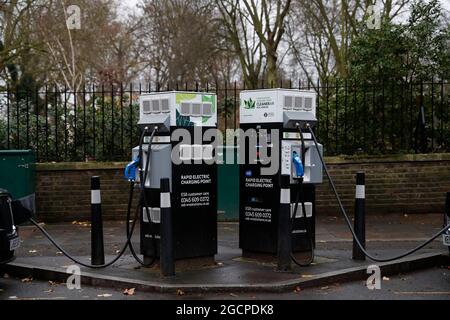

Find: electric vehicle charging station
132;91;218;262
0;87;448;292
239;89;323;259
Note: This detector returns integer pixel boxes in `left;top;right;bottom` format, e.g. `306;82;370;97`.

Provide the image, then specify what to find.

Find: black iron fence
0;79;449;162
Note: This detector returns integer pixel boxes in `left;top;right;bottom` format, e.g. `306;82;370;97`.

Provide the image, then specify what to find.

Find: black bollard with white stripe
352;171;366;261
277;174;292;271
445;192;450;223
91;176;105;265
445;192;450;253
160;178;175;277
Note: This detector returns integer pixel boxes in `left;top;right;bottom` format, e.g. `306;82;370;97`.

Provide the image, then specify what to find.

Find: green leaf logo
244;98;256;109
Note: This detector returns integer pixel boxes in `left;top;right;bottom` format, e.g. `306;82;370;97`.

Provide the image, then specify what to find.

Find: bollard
277;174;292;271
160;178;175;277
445;192;450;221
445;193;450;254
91;176;105;265
352;171;366;261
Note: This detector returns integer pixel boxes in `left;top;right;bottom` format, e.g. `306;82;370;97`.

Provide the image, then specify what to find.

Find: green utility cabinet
217;146;239;221
0;150;36;214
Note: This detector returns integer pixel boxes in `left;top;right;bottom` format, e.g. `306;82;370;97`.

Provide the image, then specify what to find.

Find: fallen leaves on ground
28;250;37;253
123;288;135;296
321;286;329;290
294;286;302;293
177;289;185;296
383;276;390;281
21;277;33;283
97;294;113;298
229;293;238;297
1;273;9;279
49;281;59;286
71;221;91;227
44;289;54;294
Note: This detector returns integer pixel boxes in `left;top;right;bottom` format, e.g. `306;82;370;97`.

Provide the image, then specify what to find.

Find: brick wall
316;154;450;215
36;162;138;222
35;154;450;222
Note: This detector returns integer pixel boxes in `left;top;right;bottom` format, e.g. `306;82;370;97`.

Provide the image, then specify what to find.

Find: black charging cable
128;126;158;267
29;211;139;269
290;125;315;267
28;128;157;269
307;124;450;262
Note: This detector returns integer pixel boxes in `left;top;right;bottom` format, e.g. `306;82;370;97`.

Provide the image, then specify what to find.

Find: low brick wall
36;162;136;222
35;154;450;222
316;153;450;215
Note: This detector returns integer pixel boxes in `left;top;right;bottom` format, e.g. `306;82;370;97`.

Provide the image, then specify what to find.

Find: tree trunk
244;69;259;89
266;51;278;87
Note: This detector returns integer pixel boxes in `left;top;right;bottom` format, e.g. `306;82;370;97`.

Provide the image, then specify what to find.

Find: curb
1;252;448;294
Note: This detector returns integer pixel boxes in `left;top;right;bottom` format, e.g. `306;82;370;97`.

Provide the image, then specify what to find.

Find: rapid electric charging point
239;89;323;258
133;91;218;263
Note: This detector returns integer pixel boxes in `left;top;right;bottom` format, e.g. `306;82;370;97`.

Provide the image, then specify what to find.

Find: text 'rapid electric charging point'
239;89;323;267
134;92;218;264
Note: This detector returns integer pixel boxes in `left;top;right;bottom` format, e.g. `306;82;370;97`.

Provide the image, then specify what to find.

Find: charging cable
128;126;158;267
28;128;158;269
306;124;450;262
290;125;315;266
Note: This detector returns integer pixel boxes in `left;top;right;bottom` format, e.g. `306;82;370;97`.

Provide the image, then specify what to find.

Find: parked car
0;189;20;265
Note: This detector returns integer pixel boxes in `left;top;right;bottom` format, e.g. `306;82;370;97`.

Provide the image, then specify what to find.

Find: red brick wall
35;154;450;222
316;154;450;215
36;162;138;222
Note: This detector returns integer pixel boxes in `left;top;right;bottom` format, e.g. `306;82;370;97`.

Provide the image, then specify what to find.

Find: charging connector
289;124;315;267
28;127;159;269
125;158;140;181
306;124;450;262
292;151;304;178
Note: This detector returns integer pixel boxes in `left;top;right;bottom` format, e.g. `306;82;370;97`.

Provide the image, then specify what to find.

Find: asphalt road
0;265;449;300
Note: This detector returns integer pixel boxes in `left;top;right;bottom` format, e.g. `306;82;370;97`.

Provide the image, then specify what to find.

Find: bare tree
286;1;334;85
138;0;235;87
35;0;119;91
94;15;145;86
0;0;45;88
216;0;291;88
288;0;411;80
216;0;262;88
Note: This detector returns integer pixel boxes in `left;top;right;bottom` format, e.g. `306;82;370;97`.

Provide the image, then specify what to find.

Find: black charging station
135;92;218;261
238;89;323;257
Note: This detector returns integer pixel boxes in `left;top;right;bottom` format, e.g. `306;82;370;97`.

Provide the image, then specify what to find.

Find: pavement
1;266;449;300
1;213;449;295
